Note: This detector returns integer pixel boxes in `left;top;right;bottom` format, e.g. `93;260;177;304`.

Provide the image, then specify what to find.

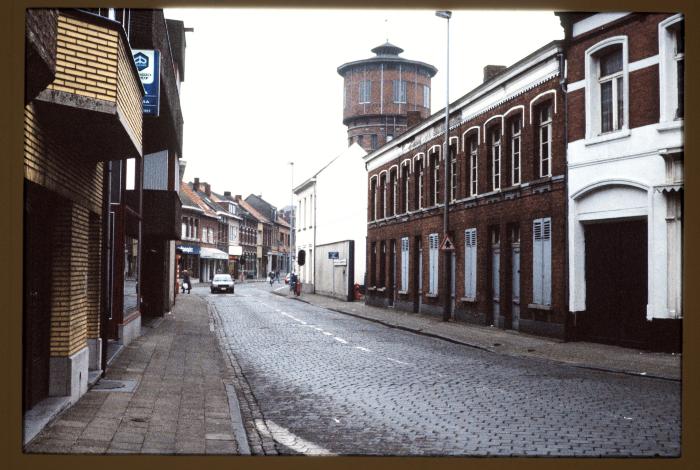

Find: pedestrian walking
269;271;274;286
289;272;297;294
182;270;191;294
275;270;280;283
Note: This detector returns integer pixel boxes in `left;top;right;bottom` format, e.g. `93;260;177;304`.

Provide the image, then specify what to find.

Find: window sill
367;286;377;291
426;293;439;298
657;119;683;133
528;303;552;311
398;290;409;295
376;287;386;292
460;296;476;303
584;128;630;146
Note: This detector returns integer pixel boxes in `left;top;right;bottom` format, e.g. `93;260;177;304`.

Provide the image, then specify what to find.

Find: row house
177;179;230;282
556;12;683;351
365;41;567;339
235;196;273;279
210;191;244;277
222;194;259;279
21;7;189;441
245;194;292;275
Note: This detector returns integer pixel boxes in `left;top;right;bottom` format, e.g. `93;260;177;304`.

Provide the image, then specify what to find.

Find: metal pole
289;162;294;275
436;10;452;322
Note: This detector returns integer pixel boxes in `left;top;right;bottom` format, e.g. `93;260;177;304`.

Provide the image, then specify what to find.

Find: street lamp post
436;10;452;322
289;161;294;275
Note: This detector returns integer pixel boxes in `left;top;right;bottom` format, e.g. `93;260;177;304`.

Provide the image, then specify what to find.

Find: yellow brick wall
48;15;119;102
116;36;143;147
50;203;90;357
86;212;102;339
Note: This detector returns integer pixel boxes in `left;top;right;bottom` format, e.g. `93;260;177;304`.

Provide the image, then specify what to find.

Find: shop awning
200;247;229;260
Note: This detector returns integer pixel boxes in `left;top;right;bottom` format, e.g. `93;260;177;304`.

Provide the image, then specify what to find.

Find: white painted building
560;12;683;350
293;143;368;289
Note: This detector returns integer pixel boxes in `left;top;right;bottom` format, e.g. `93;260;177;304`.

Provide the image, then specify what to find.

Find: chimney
483;65;507;83
203;183;211;197
224;191;232;197
193;177;200;192
406;110;422;129
234;194;242;202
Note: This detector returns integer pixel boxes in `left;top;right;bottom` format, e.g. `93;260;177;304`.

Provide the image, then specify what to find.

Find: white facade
567;14;683;322
294;143;368;287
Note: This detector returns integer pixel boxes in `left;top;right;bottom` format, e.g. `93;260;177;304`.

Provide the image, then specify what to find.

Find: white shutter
464;228;477;298
542;218;552;305
401;237;409;292
429;233;439;294
532;219;543;305
470;229;477;298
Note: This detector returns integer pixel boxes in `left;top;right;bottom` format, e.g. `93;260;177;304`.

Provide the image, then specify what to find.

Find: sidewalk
274;290;681;381
25;294;247;454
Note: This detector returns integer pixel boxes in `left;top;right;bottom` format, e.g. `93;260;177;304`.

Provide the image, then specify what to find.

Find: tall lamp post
289;161;294;275
436;10;452;322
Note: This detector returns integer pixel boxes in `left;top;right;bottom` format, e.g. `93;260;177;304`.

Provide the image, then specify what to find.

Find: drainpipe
558;47;572;340
100;161;112;375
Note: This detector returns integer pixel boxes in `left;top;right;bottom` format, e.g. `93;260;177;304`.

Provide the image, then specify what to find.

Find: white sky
164;8;564;209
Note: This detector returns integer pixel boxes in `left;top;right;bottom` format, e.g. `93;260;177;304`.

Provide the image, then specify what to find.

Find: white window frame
392;171;398;216
428;233;439;295
450;145;457;202
511;117;522;185
359;79;371;104
584;36;629;142
491;129;501;191
433;156;440;206
532;217;552;306
393;79;407;104
418;161;424;209
659;14;684;123
400;237;409;292
423;85;430;108
402;163;410;213
381;174;387;219
464;228;477;300
469;138;478;196
538;103;552;178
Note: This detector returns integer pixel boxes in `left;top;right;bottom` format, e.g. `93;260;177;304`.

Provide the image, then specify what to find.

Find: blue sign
132;49;160;116
328;251;339;259
177;244;200;255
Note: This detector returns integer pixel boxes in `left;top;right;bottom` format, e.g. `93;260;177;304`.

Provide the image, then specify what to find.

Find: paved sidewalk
275;290;681;381
25;294;245;454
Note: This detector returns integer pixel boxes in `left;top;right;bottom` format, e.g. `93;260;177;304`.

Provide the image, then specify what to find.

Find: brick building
235;196;273;279
338;42;437;152
364;41;568;339
23;8;143;426
245;194;292;275
129;10;187;323
557;12;683;351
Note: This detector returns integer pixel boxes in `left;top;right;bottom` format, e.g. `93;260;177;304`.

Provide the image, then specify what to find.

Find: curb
207;301;253;455
271;290;679;382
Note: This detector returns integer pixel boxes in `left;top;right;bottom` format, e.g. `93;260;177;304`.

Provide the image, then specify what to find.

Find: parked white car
210;274;235;293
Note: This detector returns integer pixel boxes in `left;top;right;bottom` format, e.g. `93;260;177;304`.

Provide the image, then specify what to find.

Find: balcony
32;10;144;162
141;190;182;240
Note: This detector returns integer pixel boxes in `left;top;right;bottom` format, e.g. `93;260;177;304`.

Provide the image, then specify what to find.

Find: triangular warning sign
440;235;455;251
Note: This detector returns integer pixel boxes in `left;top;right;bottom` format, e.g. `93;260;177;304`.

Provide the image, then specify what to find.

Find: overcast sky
164;8;564;209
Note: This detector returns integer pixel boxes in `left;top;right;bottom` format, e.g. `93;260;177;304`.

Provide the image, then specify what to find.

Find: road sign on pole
440;235;455;251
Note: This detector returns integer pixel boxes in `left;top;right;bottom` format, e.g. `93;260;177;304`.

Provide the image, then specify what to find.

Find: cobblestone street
212;283;681;457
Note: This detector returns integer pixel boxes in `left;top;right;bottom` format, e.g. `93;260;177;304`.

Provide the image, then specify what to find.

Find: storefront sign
132;49;161;116
176;244;200;255
328;251;340;259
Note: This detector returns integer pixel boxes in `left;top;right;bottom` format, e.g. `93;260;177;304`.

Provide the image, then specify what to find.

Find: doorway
23;183;54;412
511;225;521;330
582;219;648;347
414;236;423;313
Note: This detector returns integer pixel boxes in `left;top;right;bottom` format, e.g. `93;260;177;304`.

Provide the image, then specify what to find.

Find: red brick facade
365;47;568;339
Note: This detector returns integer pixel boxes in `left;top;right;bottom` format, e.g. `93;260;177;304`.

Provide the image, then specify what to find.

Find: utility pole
436;10;452;322
289;161;294;274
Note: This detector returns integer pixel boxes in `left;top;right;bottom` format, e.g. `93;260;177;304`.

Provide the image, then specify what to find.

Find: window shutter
542;218;552;305
464;229;477;298
401;237;409;292
470;229;477;298
532;219;543;305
